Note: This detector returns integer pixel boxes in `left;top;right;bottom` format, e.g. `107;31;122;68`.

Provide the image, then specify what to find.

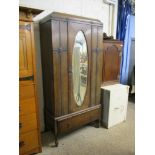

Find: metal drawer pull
19;123;22;128
19;141;25;147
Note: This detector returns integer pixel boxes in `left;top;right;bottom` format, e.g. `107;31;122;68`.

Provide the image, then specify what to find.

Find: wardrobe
19;6;42;155
40;12;103;146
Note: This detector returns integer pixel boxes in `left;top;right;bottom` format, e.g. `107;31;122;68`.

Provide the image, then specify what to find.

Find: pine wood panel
19;6;42;154
19;130;39;155
19;84;35;100
19;21;33;78
20;97;36;115
20;113;37;134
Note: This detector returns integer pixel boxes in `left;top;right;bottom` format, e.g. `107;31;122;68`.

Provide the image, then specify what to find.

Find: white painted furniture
101;84;129;128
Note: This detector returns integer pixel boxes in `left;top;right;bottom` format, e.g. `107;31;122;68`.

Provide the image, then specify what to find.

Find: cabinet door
103;42;122;82
68;22;91;113
19;21;33;78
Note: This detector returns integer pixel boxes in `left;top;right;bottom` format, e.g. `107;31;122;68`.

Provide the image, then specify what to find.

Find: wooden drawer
20;97;36;115
19;84;35;100
57;107;100;134
19;113;37;134
19;130;39;155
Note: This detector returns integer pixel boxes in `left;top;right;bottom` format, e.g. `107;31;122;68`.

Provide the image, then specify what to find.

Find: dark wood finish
102;40;123;85
19;6;43;155
40;12;103;146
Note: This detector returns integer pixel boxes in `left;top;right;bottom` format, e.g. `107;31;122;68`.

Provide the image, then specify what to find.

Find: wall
19;0;118;36
19;0;118;131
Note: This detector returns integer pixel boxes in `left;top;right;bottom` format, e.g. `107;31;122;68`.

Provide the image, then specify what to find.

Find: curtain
120;15;135;84
116;0;135;84
116;0;132;41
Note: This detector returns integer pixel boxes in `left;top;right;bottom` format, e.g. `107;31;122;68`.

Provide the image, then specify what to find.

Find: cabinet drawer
19;113;37;133
58;108;100;134
20;97;36;115
19;130;39;155
19;84;35;100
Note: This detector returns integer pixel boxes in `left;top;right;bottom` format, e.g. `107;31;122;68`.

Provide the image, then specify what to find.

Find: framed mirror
72;31;88;106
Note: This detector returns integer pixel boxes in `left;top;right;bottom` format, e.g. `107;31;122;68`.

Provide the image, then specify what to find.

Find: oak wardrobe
40;12;103;146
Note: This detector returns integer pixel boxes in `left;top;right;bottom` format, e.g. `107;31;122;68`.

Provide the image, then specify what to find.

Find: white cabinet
101;84;129;128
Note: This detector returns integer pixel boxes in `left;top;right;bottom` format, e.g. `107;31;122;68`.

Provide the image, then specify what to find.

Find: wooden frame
19;6;43;155
102;40;123;85
40;12;103;146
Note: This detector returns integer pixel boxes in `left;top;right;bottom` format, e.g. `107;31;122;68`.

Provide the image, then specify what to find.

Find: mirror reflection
72;31;88;106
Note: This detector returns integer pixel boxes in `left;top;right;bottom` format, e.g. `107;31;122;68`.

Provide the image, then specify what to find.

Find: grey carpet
37;101;135;155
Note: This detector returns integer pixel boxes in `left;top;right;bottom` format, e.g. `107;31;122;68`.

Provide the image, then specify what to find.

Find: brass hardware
19;24;31;31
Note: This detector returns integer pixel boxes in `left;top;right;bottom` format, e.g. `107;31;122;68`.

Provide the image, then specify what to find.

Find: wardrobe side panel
51;20;62;117
60;21;69;115
40;21;54;115
91;25;97;106
96;26;103;105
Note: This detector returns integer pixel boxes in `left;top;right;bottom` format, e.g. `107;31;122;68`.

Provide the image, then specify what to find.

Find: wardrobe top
40;12;103;25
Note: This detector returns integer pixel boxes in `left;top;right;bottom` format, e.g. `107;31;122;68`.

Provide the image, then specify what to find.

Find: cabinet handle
19;106;21;112
114;107;120;110
19;76;34;81
19;123;22;128
19;141;25;147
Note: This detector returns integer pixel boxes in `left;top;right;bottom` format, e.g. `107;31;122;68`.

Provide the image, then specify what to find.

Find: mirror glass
72;31;88;106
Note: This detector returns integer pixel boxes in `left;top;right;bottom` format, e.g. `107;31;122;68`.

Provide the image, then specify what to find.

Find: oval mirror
72;31;88;106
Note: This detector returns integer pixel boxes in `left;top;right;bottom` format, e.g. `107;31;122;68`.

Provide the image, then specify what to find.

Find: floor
38;100;135;155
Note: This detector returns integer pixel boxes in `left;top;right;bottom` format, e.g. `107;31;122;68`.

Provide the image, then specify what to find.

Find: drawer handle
19;123;22;128
19;76;34;81
114;107;120;110
19;141;25;147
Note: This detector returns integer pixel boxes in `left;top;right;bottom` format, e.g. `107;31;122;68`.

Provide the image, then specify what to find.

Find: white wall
19;0;118;131
19;0;118;36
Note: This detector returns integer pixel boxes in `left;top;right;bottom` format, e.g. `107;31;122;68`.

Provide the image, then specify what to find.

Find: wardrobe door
19;21;33;78
103;42;122;82
90;26;103;106
68;22;91;113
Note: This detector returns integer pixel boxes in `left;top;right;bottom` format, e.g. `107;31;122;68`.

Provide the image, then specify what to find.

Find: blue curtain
120;15;135;84
116;0;135;84
116;0;132;41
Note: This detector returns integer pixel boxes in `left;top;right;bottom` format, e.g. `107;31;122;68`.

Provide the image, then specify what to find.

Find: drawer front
19;84;35;100
58;108;100;134
108;105;126;127
19;113;37;133
110;89;128;108
20;97;36;115
19;130;39;155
